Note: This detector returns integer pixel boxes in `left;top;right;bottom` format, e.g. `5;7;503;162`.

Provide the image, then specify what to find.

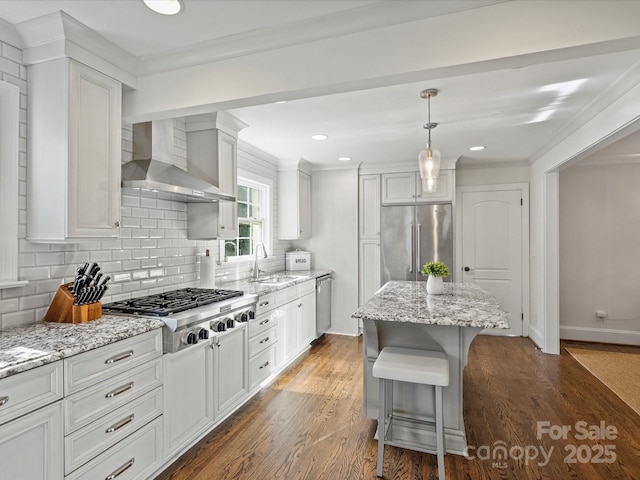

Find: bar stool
372;346;449;480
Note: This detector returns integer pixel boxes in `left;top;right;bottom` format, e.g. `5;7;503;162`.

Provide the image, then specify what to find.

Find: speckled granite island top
352;281;509;329
0;315;165;379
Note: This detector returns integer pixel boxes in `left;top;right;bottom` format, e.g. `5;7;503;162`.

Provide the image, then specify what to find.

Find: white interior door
459;188;525;336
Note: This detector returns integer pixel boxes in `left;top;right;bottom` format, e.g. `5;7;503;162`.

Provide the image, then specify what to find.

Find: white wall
529;68;640;354
559;162;640;344
456;164;530;187
294;168;360;336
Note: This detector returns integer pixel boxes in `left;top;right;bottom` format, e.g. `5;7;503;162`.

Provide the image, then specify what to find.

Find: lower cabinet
65;416;163;480
212;324;249;418
297;291;316;348
163;342;213;458
0;401;63;480
277;287;316;367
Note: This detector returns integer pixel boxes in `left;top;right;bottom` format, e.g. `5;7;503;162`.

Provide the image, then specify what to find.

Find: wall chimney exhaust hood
121;120;235;202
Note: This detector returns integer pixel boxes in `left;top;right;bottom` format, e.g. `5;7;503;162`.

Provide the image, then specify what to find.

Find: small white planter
426;275;444;295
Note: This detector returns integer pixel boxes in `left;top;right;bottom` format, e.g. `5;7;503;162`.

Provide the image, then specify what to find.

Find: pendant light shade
418;88;441;193
418;146;441;192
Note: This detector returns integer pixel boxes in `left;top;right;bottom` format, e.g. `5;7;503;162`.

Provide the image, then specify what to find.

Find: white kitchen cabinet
27;57;121;242
381;170;453;204
212;324;249;418
248;310;279;391
65;416;163;480
163;342;213;458
359;174;380;239
0;401;63;480
359;240;381;306
276;280;316;367
297;291;316;348
277;300;299;365
186;113;247;240
279;165;311;240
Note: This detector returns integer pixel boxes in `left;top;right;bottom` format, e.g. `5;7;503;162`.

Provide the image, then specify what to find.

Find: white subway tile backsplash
0;298;19;314
4;94;291;328
19;293;51;310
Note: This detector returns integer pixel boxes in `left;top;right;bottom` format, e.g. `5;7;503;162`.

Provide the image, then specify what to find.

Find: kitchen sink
248;274;305;285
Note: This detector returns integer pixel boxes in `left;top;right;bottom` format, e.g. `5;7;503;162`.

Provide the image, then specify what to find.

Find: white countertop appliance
103;288;257;353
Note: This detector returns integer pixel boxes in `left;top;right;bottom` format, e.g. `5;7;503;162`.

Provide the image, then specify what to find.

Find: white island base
363;320;483;456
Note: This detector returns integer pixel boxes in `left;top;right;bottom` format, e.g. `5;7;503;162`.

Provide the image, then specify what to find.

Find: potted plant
421;261;450;295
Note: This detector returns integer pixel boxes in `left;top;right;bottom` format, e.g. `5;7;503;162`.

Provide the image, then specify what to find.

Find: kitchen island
352;281;509;456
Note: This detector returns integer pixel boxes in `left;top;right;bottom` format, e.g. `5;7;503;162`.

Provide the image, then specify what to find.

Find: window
222;174;271;261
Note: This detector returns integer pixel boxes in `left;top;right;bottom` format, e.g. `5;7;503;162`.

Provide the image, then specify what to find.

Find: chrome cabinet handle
259;361;270;369
0;396;8;407
105;350;133;364
259;318;269;325
259;300;270;307
259;336;270;344
105;414;135;434
105;458;134;480
105;382;134;399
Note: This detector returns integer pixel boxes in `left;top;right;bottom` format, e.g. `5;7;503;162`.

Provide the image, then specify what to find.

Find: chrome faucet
252;243;268;280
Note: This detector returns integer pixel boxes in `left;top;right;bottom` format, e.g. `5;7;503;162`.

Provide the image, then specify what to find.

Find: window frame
220;170;272;263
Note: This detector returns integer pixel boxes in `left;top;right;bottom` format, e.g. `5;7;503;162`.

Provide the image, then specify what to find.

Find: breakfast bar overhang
352;281;509;456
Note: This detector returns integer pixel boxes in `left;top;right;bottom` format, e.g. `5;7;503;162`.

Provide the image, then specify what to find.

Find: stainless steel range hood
121;120;235;202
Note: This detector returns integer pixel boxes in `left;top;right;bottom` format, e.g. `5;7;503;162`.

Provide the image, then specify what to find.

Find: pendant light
418;88;441;193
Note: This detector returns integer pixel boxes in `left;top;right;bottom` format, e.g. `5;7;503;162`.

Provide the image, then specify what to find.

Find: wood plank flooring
156;335;640;480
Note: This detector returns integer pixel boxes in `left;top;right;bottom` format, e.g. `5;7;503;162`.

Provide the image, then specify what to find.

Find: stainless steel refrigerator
380;203;453;283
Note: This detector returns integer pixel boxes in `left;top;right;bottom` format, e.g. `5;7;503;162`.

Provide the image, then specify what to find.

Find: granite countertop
218;269;332;296
352;281;509;329
0;315;165;380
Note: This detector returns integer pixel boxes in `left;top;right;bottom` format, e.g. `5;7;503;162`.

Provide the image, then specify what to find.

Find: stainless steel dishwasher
315;274;332;340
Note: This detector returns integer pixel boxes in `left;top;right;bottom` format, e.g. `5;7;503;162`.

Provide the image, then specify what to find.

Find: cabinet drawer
249;326;277;358
297;279;316;296
64;358;162;434
65;387;163;474
65;416;163;480
64;330;162;395
249;311;278;339
249;346;277;390
277;285;298;305
0;361;63;426
256;293;276;316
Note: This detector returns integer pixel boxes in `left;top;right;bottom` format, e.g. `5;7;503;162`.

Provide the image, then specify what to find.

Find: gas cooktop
103;287;244;316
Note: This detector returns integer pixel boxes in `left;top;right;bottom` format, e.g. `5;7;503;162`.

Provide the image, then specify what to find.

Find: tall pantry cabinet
27;58;122;242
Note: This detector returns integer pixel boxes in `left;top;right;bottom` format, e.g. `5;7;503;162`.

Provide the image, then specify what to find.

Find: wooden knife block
45;283;102;324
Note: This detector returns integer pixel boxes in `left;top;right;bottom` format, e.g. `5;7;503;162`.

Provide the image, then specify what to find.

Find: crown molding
0;17;21;48
184;111;249;136
14;11;137;87
278;157;313;174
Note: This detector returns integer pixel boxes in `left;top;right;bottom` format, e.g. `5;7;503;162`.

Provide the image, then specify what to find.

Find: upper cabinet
279;161;312;240
27;58;122;242
185;112;248;240
381;170;453;205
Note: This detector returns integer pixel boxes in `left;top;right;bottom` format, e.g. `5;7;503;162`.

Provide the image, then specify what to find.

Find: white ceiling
2;0;640;168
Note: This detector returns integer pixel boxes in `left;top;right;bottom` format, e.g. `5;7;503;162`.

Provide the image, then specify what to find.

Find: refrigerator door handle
409;223;414;273
417;223;421;272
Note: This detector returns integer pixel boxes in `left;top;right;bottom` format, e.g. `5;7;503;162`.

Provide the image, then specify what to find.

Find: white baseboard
528;323;544;350
560;326;640;346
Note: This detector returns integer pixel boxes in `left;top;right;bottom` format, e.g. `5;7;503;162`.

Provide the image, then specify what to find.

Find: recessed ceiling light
312;134;328;140
338;157;351;162
143;0;184;15
469;145;485;151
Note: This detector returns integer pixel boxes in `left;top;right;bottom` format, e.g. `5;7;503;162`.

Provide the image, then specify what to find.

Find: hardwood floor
156;335;640;480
